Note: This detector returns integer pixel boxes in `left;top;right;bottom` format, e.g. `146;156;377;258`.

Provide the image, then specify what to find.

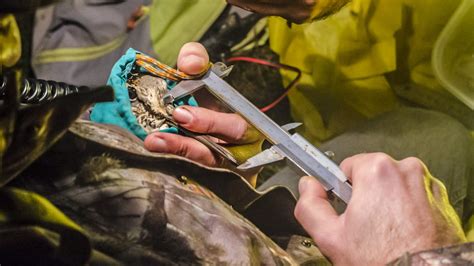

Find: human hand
294;153;466;265
227;0;350;23
144;42;263;185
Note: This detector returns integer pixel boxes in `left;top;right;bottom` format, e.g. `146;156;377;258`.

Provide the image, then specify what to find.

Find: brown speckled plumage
127;72;175;133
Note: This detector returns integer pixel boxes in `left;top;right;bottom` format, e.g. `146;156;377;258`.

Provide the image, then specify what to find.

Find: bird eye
128;88;138;101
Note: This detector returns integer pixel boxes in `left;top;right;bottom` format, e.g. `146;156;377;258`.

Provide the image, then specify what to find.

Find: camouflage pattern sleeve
388;242;474;266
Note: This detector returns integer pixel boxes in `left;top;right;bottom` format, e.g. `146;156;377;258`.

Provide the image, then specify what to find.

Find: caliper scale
164;63;352;203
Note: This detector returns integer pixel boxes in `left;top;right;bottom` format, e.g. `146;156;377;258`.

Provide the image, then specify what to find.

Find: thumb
177;42;209;75
294;176;340;246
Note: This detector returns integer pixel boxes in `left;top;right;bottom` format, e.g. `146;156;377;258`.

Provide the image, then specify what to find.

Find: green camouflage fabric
14;120;304;264
0;71;301;264
18;155;294;264
388;242;474;265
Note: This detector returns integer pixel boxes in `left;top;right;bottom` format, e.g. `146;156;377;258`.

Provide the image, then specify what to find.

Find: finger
172;106;261;144
397;157;444;204
339;156;356;183
397;157;426;190
177;42;209;75
144;132;218;166
339;153;370;184
340;153;399;188
294;176;339;242
397;157;426;181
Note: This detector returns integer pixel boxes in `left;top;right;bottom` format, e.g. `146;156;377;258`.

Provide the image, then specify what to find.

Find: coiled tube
0;75;88;104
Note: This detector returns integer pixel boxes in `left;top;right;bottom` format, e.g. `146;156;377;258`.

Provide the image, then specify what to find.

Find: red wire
227;57;282;68
226;56;301;112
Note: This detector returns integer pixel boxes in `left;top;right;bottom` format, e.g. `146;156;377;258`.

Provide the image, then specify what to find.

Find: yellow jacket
269;0;471;144
0;14;21;68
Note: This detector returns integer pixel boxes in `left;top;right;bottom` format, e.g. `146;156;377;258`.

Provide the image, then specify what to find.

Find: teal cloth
90;48;197;140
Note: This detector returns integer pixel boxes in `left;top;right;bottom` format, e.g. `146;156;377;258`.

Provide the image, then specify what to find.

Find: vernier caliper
164;63;352;203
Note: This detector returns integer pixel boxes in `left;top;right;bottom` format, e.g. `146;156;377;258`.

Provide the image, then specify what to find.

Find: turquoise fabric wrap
90;48;197;140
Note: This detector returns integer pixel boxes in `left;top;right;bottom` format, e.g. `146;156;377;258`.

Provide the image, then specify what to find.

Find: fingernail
184;55;205;66
299;176;311;194
151;136;167;150
173;107;193;124
181;55;206;75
